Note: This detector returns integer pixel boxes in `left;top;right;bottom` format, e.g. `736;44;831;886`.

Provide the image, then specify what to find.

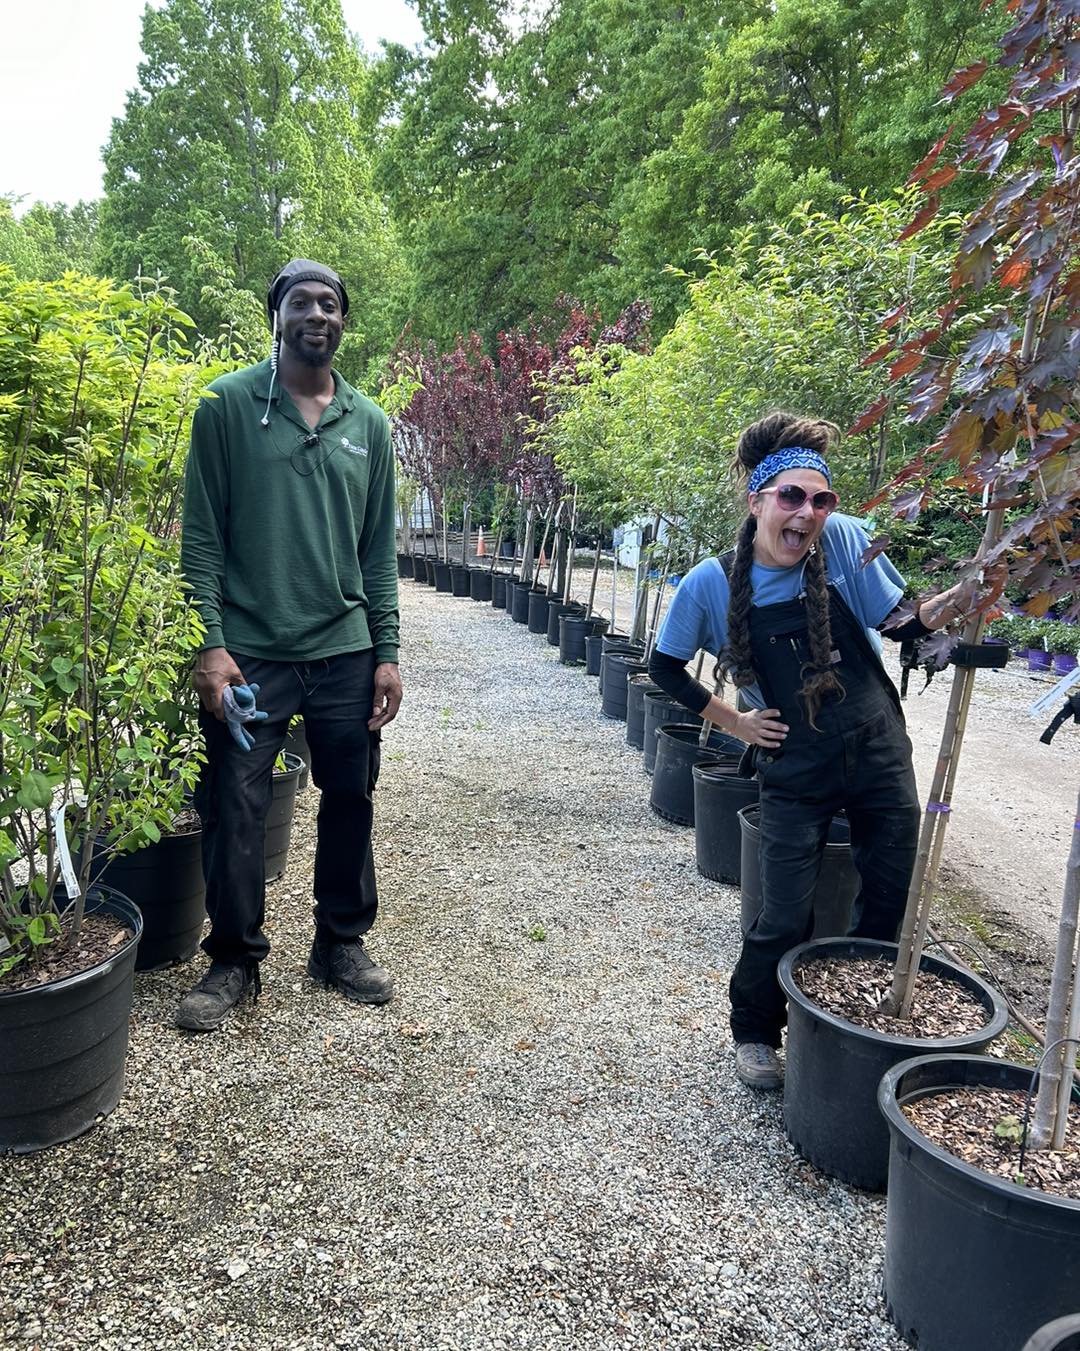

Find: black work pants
194;649;380;965
728;706;920;1047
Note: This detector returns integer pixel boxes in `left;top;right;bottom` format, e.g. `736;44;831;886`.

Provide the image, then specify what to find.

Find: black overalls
728;583;920;1048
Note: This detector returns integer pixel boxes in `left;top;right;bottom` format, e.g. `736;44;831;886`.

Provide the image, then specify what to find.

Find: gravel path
2;581;922;1350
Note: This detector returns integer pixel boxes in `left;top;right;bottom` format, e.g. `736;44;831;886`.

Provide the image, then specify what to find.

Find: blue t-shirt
657;514;904;680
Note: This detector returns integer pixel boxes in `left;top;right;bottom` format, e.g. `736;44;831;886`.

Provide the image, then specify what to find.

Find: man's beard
283;332;339;368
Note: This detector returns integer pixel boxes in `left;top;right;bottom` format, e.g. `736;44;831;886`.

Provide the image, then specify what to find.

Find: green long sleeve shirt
181;359;399;664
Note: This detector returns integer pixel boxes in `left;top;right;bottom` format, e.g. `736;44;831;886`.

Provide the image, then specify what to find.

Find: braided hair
720;412;844;730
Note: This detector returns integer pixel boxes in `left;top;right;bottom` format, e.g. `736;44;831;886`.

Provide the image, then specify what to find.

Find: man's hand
195;647;246;719
369;662;403;731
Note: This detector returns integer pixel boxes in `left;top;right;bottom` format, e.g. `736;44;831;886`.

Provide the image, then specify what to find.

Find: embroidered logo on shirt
340;437;368;456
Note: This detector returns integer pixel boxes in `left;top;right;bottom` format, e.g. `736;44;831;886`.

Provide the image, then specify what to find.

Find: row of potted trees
401;538;1079;1351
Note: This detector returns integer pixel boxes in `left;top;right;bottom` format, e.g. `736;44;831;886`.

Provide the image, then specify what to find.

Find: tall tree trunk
1031;786;1080;1149
584;537;602;618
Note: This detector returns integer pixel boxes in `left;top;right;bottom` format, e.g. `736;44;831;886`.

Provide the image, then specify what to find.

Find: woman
648;412;992;1089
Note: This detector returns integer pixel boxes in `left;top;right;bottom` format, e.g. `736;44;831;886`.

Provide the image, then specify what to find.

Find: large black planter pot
600;652;648;720
527;588;552;633
643;693;702;775
693;762;759;885
598;639;644;686
398;552;415;579
546;599;584;646
585;631;605;675
90;829;205;971
738;805;856;937
265;752;304;882
626;674;660;748
284;717;311;791
881;1055;1080;1351
561;614;608;666
422;556;437;586
491;573;509;609
777;939;1009;1192
1024;1317;1080;1351
433;561;452;592
511;582;534;624
470;568;493;602
450;564;471;597
650;724;742;825
0;886;142;1154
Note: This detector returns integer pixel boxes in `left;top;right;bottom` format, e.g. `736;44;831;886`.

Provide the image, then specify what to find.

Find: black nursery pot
398;552;415;579
561;614;608;666
90;827;205;971
692;762;759;885
469;568;493;602
777;938;1009;1192
284;717;310;792
450;564;471;597
650;724;742;825
1024;1317;1080;1351
600;652;648;720
265;752;303;883
643;693;702;775
422;556;437;586
881;1055;1080;1351
0;886;143;1154
491;573;509;609
433;560;452;592
527;588;551;633
626;674;660;749
738;804;856;937
584;631;605;675
546;599;584;646
511;582;534;624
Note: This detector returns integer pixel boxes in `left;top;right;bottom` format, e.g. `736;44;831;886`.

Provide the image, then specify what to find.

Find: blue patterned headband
747;448;831;494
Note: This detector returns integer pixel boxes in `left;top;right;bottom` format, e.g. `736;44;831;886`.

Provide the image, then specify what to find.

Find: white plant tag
52;802;81;899
1028;665;1080;720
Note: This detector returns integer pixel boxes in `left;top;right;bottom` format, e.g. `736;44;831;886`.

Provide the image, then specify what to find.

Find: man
178;258;402;1031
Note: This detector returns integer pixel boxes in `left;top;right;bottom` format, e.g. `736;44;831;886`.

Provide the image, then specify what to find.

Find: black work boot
307;935;394;1004
175;960;261;1032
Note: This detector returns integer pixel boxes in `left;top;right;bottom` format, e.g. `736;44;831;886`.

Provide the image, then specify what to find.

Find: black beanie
266;259;350;324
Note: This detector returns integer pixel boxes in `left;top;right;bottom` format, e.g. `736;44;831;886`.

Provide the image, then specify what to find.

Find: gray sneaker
734;1042;784;1089
175;960;260;1032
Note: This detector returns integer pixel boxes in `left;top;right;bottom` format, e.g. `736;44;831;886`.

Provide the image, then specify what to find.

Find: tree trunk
1031;786;1080;1149
584;538;602;617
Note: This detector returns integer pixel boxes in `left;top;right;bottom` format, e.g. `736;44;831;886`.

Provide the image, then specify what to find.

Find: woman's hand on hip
735;707;788;748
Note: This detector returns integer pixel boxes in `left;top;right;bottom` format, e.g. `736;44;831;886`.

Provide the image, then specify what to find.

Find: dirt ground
552;558;1079;962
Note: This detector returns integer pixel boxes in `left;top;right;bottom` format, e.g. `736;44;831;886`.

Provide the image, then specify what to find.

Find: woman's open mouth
781;526;809;551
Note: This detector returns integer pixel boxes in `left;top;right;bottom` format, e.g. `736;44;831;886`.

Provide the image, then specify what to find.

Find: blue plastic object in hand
222;682;268;752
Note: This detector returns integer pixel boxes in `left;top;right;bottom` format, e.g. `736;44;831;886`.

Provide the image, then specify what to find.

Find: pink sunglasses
755;484;839;514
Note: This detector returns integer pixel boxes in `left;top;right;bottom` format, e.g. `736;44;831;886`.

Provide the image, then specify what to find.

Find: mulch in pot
793;954;990;1039
902;1085;1080;1202
0;913;134;994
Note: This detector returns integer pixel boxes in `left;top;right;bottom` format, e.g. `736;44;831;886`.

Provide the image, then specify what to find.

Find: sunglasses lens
773;485;837;512
776;485;808;508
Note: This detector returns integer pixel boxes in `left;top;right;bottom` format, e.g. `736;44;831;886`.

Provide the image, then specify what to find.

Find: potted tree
0;270;210;1151
774;0;1080;1195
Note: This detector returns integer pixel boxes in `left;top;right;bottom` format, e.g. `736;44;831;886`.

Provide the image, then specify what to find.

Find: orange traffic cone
476;527;486;557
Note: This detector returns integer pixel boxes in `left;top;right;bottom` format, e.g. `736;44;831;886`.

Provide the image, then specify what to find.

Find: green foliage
375;0;999;340
541;196;966;550
99;0;409;388
0;268;228;969
0;197;100;282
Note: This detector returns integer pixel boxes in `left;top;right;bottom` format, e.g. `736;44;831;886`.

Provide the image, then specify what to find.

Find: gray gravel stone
0;580;907;1350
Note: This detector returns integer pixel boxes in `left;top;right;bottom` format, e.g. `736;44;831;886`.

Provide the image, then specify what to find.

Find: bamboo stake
1032;787;1080;1148
562;487;579;604
584;538;602;618
886;532;1000;1015
644;551;672;660
1053;920;1080;1151
610;540;619;632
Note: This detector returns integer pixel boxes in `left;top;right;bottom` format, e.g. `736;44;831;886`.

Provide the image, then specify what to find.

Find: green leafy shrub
0;268;230;974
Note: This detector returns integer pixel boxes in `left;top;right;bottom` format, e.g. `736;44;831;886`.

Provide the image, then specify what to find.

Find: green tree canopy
99;0;409;385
